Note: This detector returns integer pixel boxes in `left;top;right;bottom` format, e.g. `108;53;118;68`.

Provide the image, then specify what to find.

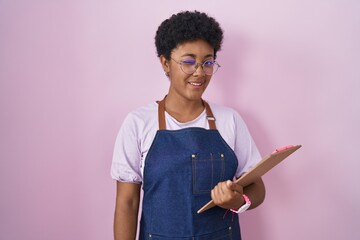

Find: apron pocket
197;226;233;240
148;226;232;240
192;152;225;194
148;233;189;239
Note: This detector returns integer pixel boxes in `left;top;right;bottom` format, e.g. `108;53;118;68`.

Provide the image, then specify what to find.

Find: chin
186;92;205;101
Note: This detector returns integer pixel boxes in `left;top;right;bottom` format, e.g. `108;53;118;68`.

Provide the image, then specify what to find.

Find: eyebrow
180;53;214;58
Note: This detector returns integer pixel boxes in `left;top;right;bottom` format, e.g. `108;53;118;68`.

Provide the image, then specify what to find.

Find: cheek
169;65;181;77
170;70;191;82
205;76;212;84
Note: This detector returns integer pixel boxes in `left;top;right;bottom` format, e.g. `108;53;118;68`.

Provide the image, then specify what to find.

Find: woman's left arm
211;178;265;210
243;178;265;209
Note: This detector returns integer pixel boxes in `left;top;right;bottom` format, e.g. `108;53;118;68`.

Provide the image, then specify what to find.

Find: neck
164;93;204;123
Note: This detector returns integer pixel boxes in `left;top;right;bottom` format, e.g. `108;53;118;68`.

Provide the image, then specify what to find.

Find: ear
160;55;170;74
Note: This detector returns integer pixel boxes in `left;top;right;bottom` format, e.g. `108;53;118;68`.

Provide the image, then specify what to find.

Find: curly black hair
155;11;224;60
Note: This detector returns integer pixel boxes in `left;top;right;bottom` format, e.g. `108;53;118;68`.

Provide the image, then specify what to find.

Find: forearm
114;182;141;240
114;204;139;240
243;178;266;210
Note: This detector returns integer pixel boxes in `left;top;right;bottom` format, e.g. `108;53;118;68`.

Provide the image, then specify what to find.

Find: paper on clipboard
197;145;302;214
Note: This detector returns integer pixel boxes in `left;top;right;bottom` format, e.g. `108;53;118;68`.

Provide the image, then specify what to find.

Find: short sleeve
233;111;261;178
111;113;142;183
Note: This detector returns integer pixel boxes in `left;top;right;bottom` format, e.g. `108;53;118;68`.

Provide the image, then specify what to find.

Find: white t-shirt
111;101;261;183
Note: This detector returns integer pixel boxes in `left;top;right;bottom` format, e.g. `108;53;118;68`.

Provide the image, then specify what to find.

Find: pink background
1;1;359;239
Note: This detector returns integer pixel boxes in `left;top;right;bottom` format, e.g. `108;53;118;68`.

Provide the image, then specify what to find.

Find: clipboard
197;144;302;213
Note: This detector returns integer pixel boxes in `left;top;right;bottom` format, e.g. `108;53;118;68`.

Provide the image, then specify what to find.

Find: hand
211;180;245;210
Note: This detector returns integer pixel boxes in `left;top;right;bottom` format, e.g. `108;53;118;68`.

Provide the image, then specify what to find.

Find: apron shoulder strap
203;100;217;130
157;98;166;130
157;96;217;130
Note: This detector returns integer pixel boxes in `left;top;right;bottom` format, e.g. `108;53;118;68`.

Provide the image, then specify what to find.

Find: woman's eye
181;60;196;65
204;60;215;66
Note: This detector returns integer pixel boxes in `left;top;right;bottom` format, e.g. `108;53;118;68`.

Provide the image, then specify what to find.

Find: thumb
227;180;243;193
226;180;236;190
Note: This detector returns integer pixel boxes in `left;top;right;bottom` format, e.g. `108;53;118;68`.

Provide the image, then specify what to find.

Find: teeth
189;82;203;86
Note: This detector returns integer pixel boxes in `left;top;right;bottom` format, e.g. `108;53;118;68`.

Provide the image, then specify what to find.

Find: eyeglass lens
181;60;219;75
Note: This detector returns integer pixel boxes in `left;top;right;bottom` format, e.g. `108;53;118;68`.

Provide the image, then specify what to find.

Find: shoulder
127;101;157;119
116;102;158;139
123;102;158;126
206;101;245;125
205;101;251;142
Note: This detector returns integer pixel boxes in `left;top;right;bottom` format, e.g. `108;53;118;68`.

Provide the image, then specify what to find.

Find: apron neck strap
158;97;166;130
157;96;217;130
203;100;217;130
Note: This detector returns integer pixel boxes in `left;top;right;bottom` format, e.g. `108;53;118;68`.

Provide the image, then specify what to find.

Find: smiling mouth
188;81;205;86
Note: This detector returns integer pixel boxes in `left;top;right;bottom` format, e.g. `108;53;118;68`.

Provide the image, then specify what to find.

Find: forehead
171;39;214;58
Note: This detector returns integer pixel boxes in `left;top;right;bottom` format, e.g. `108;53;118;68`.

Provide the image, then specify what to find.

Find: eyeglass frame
170;57;221;76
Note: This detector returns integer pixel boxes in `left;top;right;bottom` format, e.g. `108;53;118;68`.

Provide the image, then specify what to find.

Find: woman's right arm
114;181;141;240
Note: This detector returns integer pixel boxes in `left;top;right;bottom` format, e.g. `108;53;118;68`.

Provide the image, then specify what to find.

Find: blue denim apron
139;98;241;240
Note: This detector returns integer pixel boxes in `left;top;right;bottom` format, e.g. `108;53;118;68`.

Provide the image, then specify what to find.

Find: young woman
112;11;265;240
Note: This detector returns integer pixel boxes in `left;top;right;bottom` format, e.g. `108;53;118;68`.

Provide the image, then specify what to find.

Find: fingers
211;180;243;208
227;180;243;194
211;181;225;203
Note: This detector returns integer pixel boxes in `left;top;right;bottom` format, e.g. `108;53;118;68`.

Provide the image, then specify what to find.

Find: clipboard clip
272;145;294;154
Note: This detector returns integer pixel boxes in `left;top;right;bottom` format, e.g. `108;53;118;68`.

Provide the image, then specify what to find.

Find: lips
188;80;205;86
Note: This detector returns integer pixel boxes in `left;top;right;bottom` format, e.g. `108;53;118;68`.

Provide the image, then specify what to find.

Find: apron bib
139;98;242;240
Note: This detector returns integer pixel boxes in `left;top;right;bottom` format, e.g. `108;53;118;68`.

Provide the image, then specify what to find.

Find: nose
193;63;206;76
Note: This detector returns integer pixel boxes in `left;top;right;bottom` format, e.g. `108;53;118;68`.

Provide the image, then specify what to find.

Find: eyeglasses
171;58;221;75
